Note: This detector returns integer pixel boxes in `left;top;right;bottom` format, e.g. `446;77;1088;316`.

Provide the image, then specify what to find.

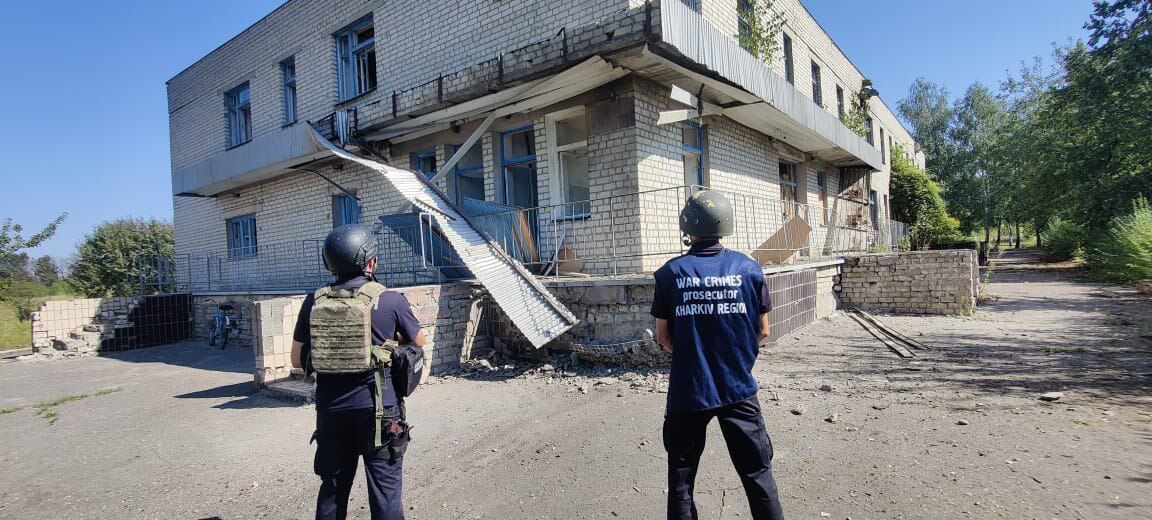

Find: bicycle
204;299;239;349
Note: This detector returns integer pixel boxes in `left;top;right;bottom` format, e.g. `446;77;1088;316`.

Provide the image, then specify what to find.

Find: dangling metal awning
309;128;578;348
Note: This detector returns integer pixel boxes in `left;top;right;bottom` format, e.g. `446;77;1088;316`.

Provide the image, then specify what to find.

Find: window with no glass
452;143;485;206
816;171;829;224
335;16;376;101
411;151;437;179
226;215;258;258
225;83;251;147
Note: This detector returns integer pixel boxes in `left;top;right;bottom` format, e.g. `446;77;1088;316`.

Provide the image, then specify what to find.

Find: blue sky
1;0;1092;260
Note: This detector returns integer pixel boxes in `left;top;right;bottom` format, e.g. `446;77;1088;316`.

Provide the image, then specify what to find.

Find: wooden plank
849;311;915;359
855;309;930;351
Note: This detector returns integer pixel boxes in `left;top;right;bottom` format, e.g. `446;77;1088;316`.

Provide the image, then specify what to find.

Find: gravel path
0;249;1148;519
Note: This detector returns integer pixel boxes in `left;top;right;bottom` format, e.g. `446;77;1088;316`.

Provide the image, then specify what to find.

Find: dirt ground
0;249;1149;519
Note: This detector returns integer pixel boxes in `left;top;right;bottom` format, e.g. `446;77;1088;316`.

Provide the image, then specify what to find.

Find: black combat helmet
679;190;734;239
322;224;379;276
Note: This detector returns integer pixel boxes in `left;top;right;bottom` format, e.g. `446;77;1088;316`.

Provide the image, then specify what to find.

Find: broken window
281;57;298;125
336;16;376;102
332;194;360;228
816;171;829;225
411;150;437;179
682;121;706;188
869;189;880;230
226;214;258;258
225;83;251;148
865;116;874;145
737;0;753;47
452;143;485;205
783;34;794;85
779;161;798;218
548;109;590;218
811;61;823;107
500;127;538;209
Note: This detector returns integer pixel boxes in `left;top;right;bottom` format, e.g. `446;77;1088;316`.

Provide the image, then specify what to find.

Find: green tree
0;215;66;303
69;218;174;298
34;256;60;285
897;79;955;180
738;0;787;63
947;83;1007;238
890;145;959;249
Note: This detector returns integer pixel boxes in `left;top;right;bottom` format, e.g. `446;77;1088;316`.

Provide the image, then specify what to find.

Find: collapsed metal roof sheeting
308;127;578;349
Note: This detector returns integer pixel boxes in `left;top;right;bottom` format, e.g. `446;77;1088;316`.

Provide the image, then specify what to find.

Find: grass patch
0;405;26;415
0;301;30;351
0;283;78;351
33;387;122;425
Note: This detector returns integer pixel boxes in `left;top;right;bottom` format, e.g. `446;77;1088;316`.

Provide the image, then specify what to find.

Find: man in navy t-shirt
291;224;424;520
652;191;785;520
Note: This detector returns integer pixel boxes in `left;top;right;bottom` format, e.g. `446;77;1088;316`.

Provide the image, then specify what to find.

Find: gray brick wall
837;250;979;316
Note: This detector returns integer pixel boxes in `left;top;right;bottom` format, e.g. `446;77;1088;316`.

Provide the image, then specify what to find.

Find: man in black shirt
292;224;424;520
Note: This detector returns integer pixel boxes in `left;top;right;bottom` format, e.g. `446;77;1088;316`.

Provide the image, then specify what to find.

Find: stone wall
31;297;142;355
837;250;978;316
488;261;844;363
31;295;193;356
250;282;482;387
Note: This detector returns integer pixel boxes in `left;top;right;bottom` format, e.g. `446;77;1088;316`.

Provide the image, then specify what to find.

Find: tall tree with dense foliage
69;218;174;298
897;79;955;181
33;256;60;285
0;215;66;303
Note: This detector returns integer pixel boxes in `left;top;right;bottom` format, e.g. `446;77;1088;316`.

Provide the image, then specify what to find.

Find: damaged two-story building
162;0;925;379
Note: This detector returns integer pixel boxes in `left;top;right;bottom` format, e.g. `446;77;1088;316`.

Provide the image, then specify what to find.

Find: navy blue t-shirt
293;275;422;412
651;241;771;413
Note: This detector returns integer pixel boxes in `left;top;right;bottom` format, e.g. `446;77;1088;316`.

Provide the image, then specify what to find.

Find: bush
1084;197;1152;281
890;147;961;249
1041;218;1086;260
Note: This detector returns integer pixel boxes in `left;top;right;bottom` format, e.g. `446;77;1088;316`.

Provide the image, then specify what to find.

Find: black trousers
313;409;406;520
663;396;785;520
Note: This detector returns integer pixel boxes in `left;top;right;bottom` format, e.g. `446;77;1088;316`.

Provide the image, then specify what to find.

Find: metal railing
139;240;331;294
379;185;908;284
141;186;908;293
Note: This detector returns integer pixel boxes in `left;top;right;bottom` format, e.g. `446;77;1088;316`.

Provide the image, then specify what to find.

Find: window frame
865;116;875;145
816;171;829;225
681;120;706;188
451;143;485;206
811;61;823;107
335;16;377;102
411;150;438;179
499;125;539;208
226;214;258;259
545;107;591;219
225;83;252;148
779;161;798;218
681;0;700;12
783;34;794;85
332;194;360;228
837;87;847;120
737;0;753;47
281;57;298;126
880;127;887;164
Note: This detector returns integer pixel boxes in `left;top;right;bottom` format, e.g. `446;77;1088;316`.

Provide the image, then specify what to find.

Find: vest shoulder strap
358;281;387;300
313;286;333;300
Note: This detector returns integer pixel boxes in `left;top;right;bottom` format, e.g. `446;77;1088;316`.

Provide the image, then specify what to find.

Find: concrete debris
825;414;839;423
790;406;805;416
819;384;833;392
956;419;970;426
1039;392;1064;402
